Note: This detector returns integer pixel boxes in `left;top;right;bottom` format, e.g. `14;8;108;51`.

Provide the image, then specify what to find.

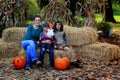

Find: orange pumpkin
54;57;70;70
13;56;26;69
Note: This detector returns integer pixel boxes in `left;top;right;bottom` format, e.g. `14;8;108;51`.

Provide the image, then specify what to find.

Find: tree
103;0;116;22
36;0;49;10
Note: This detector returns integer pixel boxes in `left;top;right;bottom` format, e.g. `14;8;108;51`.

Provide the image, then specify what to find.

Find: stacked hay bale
18;48;67;65
0;38;20;59
0;27;26;59
0;26;120;64
74;42;120;61
64;25;98;46
64;25;120;61
2;27;26;44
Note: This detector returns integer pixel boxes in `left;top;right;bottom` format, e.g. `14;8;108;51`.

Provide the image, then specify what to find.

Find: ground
0;36;120;80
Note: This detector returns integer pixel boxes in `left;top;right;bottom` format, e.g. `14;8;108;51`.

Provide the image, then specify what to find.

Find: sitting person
21;14;42;70
38;22;55;69
53;21;76;62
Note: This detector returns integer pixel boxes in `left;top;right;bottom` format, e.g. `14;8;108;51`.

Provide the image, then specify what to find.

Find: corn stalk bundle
41;0;72;24
0;39;21;59
0;0;27;27
2;27;26;44
74;42;120;61
64;25;98;46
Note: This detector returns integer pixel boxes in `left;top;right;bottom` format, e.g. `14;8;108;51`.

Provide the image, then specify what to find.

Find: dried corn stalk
41;0;73;25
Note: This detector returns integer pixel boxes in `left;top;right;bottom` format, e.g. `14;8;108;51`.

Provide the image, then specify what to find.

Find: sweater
39;32;55;45
54;31;67;46
22;24;43;44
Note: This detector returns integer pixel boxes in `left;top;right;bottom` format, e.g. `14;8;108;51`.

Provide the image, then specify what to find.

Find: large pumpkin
54;57;70;70
13;56;26;69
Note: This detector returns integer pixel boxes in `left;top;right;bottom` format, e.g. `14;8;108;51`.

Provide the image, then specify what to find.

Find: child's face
43;26;49;31
56;23;61;30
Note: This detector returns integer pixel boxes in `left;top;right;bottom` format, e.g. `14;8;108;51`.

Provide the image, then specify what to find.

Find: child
53;21;76;62
38;22;55;68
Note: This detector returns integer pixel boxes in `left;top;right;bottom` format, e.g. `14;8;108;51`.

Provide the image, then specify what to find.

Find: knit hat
43;22;49;27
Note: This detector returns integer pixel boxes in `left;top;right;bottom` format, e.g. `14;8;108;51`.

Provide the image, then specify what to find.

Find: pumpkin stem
59;54;63;58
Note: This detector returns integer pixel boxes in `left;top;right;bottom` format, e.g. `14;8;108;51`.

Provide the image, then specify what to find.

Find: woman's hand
37;41;40;44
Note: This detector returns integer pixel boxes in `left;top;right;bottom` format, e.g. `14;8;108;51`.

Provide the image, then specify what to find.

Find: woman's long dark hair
53;21;63;32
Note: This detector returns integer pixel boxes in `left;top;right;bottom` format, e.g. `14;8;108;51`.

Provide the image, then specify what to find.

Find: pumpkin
13;56;26;69
54;57;70;70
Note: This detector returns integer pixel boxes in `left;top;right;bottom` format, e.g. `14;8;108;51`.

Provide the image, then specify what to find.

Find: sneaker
35;60;42;66
25;67;31;70
70;59;83;68
48;67;54;70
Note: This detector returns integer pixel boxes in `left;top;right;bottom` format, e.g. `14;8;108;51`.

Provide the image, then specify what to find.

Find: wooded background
0;0;120;37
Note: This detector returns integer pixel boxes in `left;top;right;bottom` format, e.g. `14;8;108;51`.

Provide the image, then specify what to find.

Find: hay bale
54;49;68;58
0;40;21;59
18;49;26;56
74;42;120;61
64;25;98;46
43;49;67;65
2;27;26;44
2;26;98;47
0;38;2;42
18;49;68;65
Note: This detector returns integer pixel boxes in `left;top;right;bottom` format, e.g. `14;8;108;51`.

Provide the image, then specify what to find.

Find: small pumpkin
54;57;70;70
13;56;26;69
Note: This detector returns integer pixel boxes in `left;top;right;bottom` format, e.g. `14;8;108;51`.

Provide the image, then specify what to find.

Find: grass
113;3;120;23
95;2;120;28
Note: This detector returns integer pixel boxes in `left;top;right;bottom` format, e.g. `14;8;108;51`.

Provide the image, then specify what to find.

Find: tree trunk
36;0;49;9
104;0;116;23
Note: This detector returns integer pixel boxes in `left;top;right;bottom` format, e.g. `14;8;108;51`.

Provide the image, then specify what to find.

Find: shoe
48;67;54;70
35;60;42;66
70;60;83;68
25;67;31;70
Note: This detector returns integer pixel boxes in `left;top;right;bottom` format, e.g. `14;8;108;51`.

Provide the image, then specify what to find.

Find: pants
39;43;54;67
21;40;38;67
64;46;76;62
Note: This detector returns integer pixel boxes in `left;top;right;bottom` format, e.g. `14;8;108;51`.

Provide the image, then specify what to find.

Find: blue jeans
39;43;54;67
21;40;38;67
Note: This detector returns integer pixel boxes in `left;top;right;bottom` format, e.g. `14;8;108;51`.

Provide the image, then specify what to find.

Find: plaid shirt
38;32;55;45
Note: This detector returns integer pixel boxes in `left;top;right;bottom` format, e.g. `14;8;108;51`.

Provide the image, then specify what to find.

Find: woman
21;14;43;70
